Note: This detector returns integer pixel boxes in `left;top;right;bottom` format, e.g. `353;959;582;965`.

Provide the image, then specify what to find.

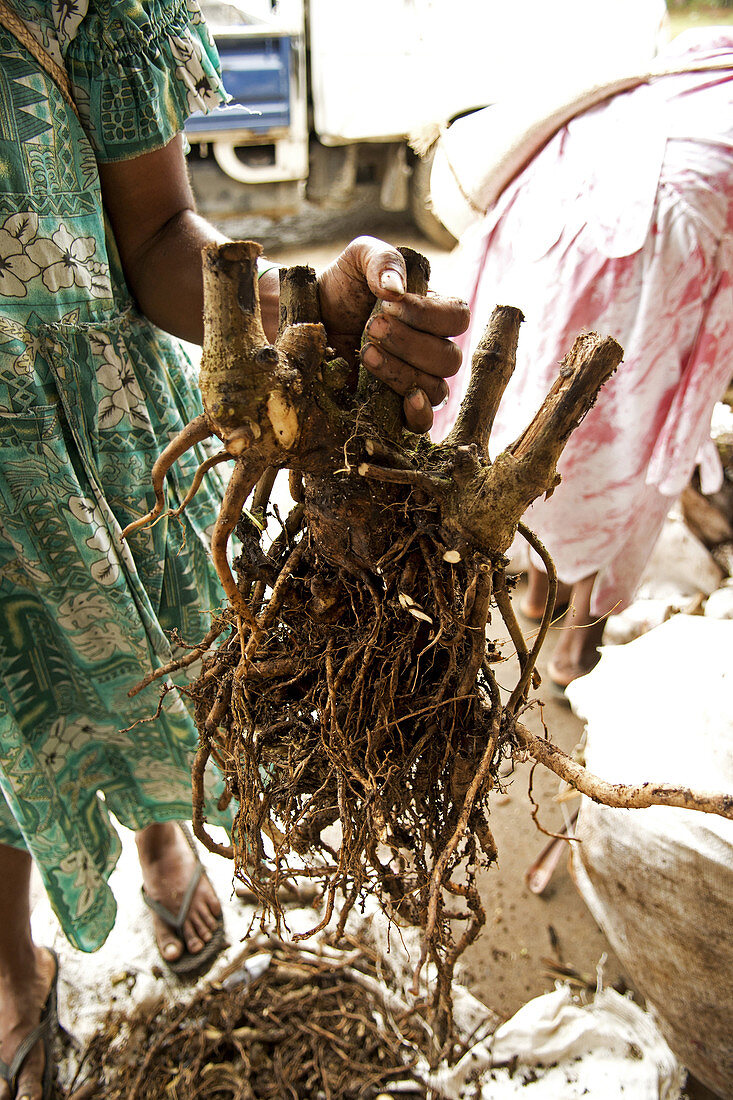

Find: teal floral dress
0;0;230;950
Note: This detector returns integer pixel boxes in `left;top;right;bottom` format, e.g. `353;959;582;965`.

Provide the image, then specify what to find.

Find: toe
208;891;223;920
198;893;221;934
184;927;204;955
14;1057;46;1100
185;882;222;951
189;909;213;944
199;875;222;921
156;921;184;962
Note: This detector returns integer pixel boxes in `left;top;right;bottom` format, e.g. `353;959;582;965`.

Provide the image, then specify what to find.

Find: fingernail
366;315;389;340
407;388;427;411
361;343;382;369
381;299;403;318
380;269;405;295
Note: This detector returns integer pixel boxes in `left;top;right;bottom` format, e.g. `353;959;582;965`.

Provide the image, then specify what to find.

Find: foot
547;608;607;688
135;823;222;964
520;565;572;621
547;629;604;688
0;945;57;1100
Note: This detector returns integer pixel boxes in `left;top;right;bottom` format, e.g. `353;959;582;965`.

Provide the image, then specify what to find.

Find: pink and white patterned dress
434;30;733;617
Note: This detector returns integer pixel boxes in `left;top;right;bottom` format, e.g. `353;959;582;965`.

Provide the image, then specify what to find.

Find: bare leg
0;844;57;1100
134;822;222;962
520;562;572;621
547;573;607;688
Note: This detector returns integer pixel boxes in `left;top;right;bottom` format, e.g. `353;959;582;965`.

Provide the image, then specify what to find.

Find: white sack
704;580;733;619
423;984;683;1099
635;510;724;601
604;509;724;643
567;616;733;1097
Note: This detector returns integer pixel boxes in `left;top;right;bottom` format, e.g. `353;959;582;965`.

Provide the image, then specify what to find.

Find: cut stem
445;305;523;453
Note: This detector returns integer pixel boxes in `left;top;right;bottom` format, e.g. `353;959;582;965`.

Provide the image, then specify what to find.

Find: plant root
128;241;732;1055
70;938;431;1099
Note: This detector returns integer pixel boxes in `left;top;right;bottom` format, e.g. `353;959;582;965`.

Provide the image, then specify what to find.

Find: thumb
348;237;407;302
375;261;406;299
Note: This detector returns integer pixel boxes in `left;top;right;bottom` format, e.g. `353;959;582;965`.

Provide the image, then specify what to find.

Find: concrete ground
458;598;625;1020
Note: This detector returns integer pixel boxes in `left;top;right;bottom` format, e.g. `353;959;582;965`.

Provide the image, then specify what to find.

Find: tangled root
127;242;732;1053
186;467;559;1047
71;937;433;1098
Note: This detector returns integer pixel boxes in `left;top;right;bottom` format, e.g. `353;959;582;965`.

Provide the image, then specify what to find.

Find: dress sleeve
63;0;227;162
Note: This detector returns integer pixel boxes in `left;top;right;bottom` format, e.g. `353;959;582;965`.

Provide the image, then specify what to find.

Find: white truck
187;0;668;245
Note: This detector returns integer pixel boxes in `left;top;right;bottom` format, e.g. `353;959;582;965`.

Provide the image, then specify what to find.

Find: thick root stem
516;723;733;819
171;449;230;518
211;457;264;625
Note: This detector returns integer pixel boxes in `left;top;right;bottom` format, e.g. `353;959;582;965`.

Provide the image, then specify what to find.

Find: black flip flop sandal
142;824;227;980
0;947;59;1100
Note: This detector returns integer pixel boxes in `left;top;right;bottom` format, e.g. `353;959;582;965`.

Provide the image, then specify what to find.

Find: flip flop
0;947;59;1100
525;810;580;894
142;824;227;980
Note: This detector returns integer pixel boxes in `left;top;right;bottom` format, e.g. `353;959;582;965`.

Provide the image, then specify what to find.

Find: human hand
317;236;469;433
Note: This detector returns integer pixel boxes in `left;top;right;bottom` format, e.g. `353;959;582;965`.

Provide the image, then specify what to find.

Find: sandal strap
0;1013;52;1093
0;948;58;1095
142;860;204;933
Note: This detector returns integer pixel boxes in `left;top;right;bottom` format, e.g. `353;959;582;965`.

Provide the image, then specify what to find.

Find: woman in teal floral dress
0;1;469;1094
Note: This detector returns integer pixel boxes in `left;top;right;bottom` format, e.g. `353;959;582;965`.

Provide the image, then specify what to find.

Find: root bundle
123;241;733;1050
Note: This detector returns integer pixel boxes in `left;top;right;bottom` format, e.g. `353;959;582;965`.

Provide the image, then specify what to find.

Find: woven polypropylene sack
567;616;733;1097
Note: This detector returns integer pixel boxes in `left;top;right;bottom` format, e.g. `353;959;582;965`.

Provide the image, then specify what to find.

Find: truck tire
409;149;458;251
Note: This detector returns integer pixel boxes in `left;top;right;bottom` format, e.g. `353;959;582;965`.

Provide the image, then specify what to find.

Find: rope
0;0;80;119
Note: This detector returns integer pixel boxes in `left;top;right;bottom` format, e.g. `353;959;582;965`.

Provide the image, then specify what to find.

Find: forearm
116;209;280;346
122;208;226;344
98;135;280;345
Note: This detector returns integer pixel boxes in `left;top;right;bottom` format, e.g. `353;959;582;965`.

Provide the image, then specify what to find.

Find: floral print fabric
14;0;224;161
0;216;112;303
0;1;230;950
